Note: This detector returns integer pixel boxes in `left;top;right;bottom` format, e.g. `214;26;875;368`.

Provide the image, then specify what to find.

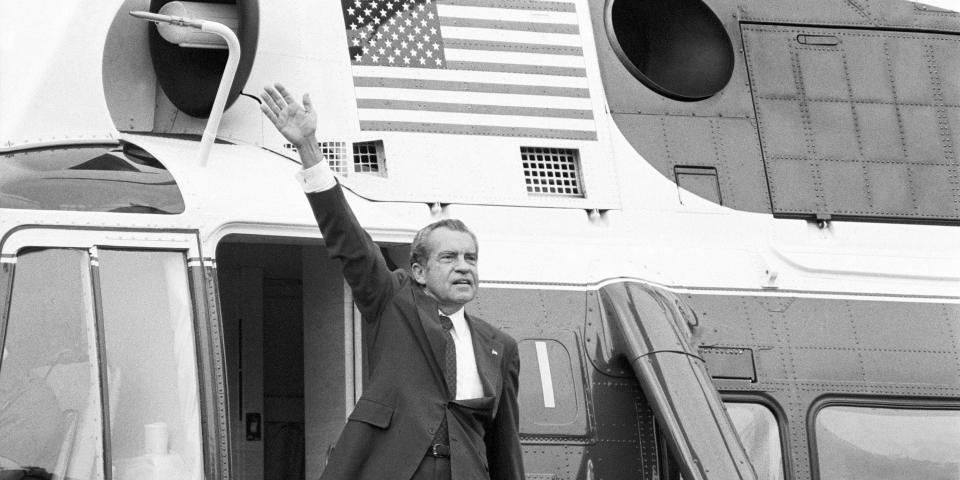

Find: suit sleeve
306;182;398;319
486;338;525;480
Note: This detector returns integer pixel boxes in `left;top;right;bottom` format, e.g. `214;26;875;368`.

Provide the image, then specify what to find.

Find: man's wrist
296;162;337;192
296;135;322;169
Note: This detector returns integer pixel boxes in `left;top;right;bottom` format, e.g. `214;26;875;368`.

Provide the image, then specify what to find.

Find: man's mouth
452;279;473;286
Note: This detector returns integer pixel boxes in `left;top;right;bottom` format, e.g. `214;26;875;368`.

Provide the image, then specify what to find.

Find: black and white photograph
1;0;959;479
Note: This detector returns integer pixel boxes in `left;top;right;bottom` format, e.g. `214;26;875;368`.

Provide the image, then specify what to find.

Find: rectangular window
0;246;206;480
815;405;960;479
724;402;784;480
1;249;104;478
98;250;204;480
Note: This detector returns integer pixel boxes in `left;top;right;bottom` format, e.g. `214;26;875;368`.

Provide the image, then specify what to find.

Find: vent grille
521;147;584;197
321;141;349;175
284;141;350;175
353;140;385;175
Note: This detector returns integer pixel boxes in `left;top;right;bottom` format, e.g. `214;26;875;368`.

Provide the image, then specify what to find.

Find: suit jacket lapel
412;287;453;394
467;314;503;399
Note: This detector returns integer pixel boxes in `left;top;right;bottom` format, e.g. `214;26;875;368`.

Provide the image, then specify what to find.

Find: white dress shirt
442;307;484;400
295;161;337;193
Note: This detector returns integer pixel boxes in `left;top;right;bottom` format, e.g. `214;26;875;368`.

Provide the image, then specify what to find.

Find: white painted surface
535;341;556;409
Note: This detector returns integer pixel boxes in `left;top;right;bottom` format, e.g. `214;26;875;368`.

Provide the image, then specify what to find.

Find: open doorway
216;237;354;480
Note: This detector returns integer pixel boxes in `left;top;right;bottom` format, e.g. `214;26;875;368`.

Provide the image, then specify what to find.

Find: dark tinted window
0;143;184;214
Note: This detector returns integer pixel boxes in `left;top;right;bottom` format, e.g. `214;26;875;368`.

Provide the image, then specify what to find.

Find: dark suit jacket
308;183;524;480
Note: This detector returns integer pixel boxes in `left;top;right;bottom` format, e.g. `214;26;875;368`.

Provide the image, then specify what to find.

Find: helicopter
1;0;959;479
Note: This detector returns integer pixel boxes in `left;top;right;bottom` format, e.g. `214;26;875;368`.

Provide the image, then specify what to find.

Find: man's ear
411;262;426;284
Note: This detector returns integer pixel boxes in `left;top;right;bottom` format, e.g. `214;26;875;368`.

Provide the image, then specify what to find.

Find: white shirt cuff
295;162;337;193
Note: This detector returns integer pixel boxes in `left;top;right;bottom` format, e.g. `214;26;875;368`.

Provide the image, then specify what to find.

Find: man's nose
453;255;472;271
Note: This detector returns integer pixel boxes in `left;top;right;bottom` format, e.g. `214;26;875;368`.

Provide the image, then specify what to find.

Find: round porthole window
607;0;734;101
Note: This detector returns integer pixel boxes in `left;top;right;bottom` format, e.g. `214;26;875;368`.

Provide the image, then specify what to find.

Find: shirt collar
439;307;466;329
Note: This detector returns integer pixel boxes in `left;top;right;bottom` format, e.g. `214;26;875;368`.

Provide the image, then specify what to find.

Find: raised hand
260;83;317;148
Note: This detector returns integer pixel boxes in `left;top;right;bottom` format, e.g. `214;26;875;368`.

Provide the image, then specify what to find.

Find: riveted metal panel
700;346;756;381
473;286;679;479
517;334;590;438
191;264;232;480
684;292;960;480
742;24;960;223
589;375;660;480
471;287;595;480
609;113;769;212
676;166;723;205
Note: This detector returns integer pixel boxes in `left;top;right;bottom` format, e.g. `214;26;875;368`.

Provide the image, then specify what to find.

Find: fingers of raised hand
259;103;279;124
260;88;283;115
268;84;291;109
276;83;297;105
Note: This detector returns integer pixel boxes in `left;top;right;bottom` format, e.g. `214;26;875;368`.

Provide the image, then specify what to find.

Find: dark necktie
439;315;457;398
433;315;457;446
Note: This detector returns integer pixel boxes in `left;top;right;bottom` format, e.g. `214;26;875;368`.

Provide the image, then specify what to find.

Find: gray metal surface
598;281;756;480
464;283;960;479
685;293;960;480
743;24;960;222
194;265;232;480
590;0;960;222
473;287;671;480
700;346;756;381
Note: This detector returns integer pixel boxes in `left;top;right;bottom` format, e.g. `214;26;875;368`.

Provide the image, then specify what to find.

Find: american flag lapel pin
492;349;498;356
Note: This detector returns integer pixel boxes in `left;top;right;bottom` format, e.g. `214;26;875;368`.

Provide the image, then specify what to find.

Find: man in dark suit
260;83;524;480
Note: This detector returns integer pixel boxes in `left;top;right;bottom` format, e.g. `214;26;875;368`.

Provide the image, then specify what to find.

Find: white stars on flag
343;0;445;68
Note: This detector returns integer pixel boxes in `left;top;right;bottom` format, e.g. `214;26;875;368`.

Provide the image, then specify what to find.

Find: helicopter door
0;228;214;480
216;238;363;480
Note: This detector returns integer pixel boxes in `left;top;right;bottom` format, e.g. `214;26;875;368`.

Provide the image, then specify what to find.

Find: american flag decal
341;0;597;140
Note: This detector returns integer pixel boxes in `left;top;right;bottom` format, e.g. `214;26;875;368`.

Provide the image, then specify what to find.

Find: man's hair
409;219;478;267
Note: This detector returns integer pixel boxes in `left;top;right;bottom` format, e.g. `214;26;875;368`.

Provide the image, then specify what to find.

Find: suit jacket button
429;427;435;434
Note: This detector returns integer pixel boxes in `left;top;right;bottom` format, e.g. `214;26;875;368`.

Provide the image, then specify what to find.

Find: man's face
412;227;479;313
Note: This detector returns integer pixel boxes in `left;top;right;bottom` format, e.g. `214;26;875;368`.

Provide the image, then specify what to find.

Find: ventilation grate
521;147;584;197
321;141;349;175
353;140;385;175
283;141;349;175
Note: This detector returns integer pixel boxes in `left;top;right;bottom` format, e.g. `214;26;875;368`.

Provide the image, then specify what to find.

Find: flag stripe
443;38;583;56
359;121;598;140
444;61;586;77
358;109;595;130
441;26;582;47
352;65;588;87
356;99;594;119
445;49;585;67
437;5;578;23
437;0;577;13
354;76;590;97
355;87;594;110
438;16;580;34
